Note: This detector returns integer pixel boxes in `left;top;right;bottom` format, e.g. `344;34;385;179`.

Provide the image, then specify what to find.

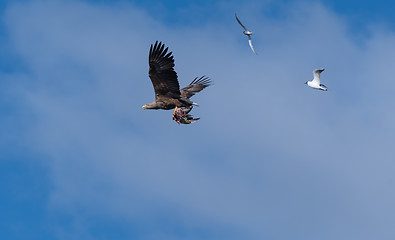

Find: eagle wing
180;76;212;99
149;41;181;99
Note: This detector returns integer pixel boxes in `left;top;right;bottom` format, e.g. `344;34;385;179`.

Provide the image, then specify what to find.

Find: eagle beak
142;105;147;109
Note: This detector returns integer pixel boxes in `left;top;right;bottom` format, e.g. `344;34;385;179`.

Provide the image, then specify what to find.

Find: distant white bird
305;68;328;91
235;13;257;55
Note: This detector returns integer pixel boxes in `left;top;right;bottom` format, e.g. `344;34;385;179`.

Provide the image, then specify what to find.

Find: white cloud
3;0;395;239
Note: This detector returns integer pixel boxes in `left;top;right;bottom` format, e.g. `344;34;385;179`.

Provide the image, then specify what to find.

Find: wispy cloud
2;0;395;239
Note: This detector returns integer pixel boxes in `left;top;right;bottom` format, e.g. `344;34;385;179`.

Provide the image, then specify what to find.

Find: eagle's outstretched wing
149;41;181;99
180;76;212;99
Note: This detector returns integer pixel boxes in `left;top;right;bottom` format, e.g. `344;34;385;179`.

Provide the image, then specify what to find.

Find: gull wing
235;13;248;31
248;35;257;55
312;68;324;85
148;41;181;99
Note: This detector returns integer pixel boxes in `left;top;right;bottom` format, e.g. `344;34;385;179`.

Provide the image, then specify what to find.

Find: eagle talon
173;106;178;116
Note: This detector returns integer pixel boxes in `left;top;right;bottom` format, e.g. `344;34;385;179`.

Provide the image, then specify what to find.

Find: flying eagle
142;41;212;114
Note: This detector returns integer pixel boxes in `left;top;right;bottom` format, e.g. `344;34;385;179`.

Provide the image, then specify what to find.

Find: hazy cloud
2;0;395;239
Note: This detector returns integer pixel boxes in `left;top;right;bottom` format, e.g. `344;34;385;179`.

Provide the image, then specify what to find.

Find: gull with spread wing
305;68;328;91
235;13;257;55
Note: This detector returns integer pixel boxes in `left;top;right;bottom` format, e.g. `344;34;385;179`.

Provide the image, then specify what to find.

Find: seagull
235;13;257;55
305;68;328;91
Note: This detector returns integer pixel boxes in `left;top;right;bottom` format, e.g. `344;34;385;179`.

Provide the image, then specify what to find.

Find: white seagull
305;68;328;91
235;13;257;55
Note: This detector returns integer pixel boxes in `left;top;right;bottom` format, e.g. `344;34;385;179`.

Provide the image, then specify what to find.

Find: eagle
142;41;212;115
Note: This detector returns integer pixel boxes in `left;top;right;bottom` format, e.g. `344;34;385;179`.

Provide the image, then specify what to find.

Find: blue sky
1;0;395;239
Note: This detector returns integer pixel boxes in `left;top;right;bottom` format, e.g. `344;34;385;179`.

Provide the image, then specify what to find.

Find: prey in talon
172;107;200;124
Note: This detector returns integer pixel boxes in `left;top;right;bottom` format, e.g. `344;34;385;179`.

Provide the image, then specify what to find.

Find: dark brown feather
148;41;181;99
180;76;212;99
